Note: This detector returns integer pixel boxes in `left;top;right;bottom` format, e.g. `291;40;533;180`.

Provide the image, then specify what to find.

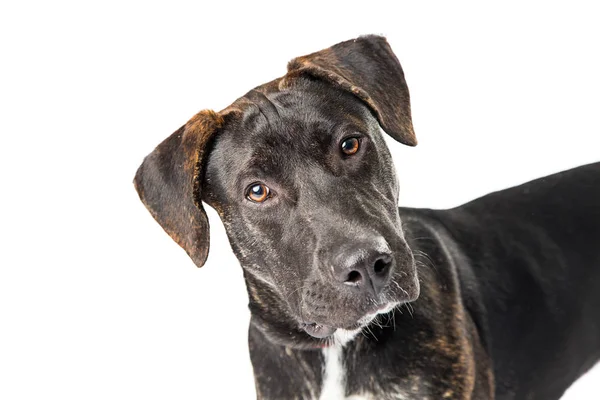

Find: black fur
134;36;600;399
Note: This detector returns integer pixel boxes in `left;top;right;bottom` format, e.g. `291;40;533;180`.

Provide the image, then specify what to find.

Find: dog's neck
319;338;346;400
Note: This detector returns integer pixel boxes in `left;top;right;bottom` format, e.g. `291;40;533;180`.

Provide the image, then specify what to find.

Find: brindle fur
134;36;600;399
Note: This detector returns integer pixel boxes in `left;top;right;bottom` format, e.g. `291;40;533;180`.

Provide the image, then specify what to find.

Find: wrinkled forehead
240;82;372;144
209;80;376;178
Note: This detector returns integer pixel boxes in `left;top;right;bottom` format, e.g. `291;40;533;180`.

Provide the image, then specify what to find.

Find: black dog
134;36;600;399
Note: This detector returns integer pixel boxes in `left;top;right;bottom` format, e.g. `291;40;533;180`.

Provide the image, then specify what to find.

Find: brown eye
246;183;270;203
340;137;360;155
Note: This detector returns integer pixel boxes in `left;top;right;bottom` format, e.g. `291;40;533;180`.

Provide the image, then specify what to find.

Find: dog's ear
286;35;417;146
134;110;224;268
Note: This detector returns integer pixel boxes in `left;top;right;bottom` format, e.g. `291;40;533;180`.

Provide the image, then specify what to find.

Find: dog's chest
319;345;412;400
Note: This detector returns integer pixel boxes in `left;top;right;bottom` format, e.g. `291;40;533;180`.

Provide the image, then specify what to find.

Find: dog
134;35;600;399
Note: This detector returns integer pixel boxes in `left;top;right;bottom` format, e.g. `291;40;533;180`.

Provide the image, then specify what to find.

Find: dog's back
408;162;600;398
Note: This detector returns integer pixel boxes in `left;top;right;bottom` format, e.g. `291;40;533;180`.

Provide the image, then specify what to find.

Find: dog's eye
340;137;360;155
246;183;271;203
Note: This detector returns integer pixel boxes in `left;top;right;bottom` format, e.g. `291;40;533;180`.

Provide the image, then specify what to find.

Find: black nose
332;248;393;296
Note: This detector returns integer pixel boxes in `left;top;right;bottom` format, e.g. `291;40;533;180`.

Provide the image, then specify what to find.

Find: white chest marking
317;328;411;400
319;344;345;400
319;330;369;400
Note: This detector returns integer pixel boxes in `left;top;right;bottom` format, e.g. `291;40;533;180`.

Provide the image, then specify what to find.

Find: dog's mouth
299;302;399;339
300;322;338;339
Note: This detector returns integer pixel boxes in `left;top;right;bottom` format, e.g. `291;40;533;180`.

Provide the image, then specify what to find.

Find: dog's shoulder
399;162;600;398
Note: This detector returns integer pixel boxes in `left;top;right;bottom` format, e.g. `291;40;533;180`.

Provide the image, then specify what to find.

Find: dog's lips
301;323;337;339
356;302;399;325
301;302;400;339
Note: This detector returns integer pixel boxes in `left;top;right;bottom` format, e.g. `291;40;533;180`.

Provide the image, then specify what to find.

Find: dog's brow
335;122;368;137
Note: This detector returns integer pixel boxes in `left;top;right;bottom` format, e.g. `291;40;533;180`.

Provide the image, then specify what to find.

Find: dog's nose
332;248;393;296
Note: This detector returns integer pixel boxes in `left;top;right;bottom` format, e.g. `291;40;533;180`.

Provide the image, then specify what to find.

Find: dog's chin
300;302;400;340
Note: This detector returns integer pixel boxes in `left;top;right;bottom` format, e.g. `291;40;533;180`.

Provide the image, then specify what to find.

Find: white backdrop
1;1;599;399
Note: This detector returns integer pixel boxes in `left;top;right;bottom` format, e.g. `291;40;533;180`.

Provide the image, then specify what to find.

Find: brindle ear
134;110;224;268
286;35;417;146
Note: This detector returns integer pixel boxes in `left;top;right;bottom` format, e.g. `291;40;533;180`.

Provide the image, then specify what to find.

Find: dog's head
135;36;419;348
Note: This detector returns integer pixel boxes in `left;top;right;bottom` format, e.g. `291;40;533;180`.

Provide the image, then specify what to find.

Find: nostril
345;270;363;285
373;258;391;276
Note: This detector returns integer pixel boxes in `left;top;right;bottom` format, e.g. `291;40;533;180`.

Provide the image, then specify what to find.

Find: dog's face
135;36;420;348
203;81;419;343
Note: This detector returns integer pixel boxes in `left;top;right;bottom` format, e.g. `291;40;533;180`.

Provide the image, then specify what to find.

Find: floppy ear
286;35;417;146
134;110;224;268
